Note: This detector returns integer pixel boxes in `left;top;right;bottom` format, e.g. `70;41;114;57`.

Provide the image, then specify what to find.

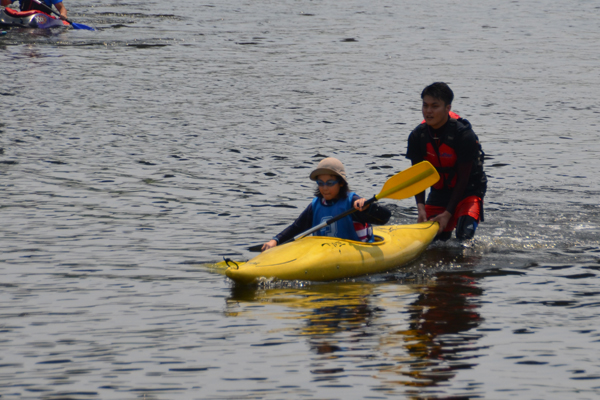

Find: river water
1;0;599;399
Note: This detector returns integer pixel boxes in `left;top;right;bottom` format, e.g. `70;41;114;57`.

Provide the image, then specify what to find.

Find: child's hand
261;239;277;252
353;198;369;212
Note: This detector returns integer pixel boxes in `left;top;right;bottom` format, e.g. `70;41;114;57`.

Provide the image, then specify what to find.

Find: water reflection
391;273;485;390
227;282;375;337
225;266;486;396
373;246;486;396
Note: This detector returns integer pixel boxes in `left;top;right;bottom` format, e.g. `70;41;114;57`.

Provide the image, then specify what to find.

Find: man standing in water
1;0;67;20
405;82;487;241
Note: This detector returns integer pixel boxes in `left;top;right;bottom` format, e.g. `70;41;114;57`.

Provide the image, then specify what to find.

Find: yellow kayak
225;222;439;284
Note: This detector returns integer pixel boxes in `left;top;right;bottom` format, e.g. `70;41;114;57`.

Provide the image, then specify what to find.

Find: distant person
261;157;391;251
1;0;67;20
405;82;487;241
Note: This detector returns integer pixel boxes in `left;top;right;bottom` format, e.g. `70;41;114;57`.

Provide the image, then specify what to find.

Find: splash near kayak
0;7;69;28
224;222;439;284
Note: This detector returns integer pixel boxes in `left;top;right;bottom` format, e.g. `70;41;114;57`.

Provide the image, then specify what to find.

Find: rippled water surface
1;0;599;399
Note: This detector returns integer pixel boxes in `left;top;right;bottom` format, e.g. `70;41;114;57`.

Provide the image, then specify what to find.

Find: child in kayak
261;157;391;251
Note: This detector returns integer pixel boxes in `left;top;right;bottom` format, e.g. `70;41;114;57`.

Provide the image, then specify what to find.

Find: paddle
248;161;440;252
32;0;95;30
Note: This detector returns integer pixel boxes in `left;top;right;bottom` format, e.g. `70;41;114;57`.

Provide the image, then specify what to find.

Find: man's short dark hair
421;82;454;106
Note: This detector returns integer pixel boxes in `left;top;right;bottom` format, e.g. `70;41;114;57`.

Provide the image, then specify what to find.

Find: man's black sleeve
405;128;424;163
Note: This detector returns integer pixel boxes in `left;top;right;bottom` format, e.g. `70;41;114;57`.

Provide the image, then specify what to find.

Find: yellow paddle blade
376;161;439;200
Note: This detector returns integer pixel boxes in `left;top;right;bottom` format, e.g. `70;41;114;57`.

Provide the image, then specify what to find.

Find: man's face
422;95;451;129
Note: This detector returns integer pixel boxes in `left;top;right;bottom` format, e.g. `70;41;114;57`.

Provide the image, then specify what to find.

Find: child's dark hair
421;82;454;106
314;177;350;198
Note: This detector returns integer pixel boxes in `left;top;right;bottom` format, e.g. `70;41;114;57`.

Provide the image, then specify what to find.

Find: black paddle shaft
31;0;88;28
247;195;377;252
31;0;64;19
290;195;377;241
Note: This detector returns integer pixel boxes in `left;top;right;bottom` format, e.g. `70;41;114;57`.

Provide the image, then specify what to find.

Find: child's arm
261;203;313;251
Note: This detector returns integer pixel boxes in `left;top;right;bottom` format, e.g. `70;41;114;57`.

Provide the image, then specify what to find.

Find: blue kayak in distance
0;7;69;29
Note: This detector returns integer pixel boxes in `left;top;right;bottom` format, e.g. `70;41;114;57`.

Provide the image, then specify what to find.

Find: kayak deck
226;222;438;284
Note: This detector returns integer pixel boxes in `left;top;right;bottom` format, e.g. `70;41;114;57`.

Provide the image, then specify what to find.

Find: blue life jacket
311;192;361;241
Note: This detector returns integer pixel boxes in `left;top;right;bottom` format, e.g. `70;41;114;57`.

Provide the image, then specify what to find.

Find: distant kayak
225;222;439;284
0;7;69;29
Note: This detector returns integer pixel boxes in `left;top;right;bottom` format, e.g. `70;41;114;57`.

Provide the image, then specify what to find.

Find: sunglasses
316;179;339;187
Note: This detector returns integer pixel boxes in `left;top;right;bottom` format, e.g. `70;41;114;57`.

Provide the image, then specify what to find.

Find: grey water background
1;0;599;399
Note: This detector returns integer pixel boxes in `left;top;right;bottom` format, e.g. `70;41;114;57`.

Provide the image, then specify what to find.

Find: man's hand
430;211;452;234
417;203;427;223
